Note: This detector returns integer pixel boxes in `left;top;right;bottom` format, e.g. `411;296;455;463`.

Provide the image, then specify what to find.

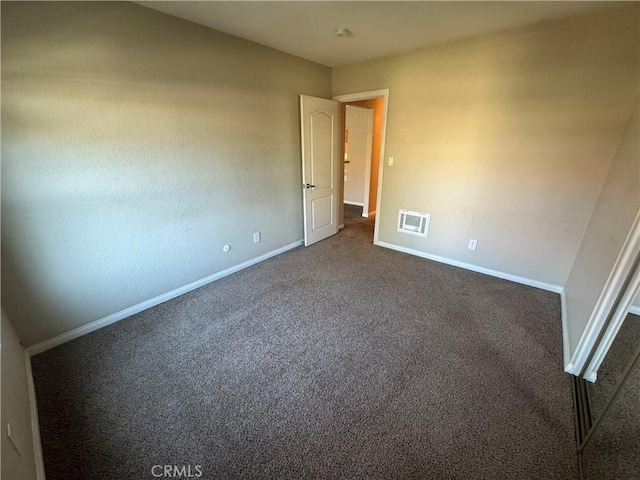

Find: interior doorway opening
333;89;389;244
343;204;376;239
344;104;375;215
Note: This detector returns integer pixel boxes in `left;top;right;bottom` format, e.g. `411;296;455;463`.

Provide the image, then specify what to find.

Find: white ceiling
138;1;622;67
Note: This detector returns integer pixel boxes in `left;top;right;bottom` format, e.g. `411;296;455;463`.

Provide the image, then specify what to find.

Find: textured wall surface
564;98;640;356
333;5;639;287
1;309;37;479
1;1;331;345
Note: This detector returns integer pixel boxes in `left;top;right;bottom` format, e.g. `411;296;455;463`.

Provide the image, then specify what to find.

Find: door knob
304;183;316;189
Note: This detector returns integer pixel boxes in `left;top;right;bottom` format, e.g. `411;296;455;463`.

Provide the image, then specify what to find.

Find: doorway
333;89;389;244
344;105;374;214
343;203;376;240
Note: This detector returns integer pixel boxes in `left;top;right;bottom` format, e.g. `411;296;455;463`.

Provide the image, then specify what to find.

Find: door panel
300;95;339;246
310;112;333;189
312;196;333;230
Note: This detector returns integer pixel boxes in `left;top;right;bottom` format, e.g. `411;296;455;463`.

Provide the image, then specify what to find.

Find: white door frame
333;88;390;244
566;209;640;381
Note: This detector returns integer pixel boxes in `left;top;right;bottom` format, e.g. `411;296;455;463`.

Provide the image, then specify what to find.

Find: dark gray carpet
31;205;579;480
587;313;640;421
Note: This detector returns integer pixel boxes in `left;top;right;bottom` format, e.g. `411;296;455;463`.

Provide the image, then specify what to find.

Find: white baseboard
344;201;364;207
363;210;376;218
375;240;564;294
24;352;46;480
629;305;640;316
26;240;303;356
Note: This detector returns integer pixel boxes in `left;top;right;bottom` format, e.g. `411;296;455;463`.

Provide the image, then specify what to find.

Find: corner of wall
560;287;573;372
23;352;46;480
1;310;45;479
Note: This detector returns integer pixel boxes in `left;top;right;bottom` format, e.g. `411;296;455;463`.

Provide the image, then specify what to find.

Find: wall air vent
397;209;430;238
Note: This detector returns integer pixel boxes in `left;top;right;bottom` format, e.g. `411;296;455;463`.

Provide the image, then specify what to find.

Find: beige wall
1;1;331;346
564;98;640;355
1;309;38;480
2;1;638;352
333;5;639;287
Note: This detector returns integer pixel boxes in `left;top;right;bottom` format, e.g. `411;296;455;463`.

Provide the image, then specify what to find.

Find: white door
300;95;340;246
344;106;374;213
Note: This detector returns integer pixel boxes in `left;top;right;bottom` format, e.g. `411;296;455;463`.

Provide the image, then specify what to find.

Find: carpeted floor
587;313;640;420
31;205;579;480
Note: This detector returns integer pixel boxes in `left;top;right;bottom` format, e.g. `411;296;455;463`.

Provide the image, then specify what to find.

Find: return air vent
397;209;430;238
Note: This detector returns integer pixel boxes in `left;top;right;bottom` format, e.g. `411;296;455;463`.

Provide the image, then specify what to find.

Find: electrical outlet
388;156;394;166
253;232;261;244
468;239;478;250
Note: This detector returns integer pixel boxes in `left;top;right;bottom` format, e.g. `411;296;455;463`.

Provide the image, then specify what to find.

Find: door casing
333;89;390;244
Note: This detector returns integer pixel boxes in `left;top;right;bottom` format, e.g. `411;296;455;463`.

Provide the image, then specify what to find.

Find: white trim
565;362;578;376
568;209;640;378
584;371;598;383
333;89;390;247
362;108;374;217
375;240;563;293
338;224;345;230
344;201;364;207
363;210;376;218
24;352;46;479
629;304;640;316
333;89;390;104
26;241;303;356
583;259;640;382
561;289;571;371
